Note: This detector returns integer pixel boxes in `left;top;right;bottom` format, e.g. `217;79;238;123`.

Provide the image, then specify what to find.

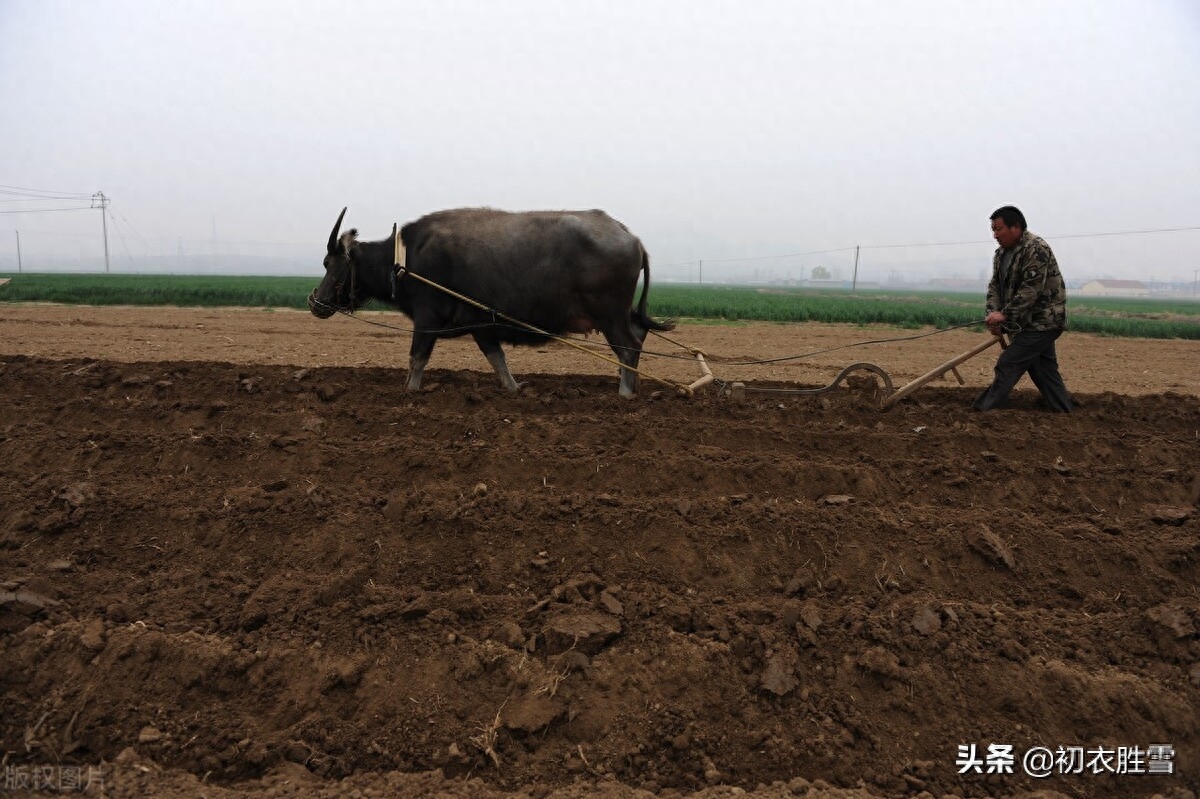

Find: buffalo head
308;207;361;318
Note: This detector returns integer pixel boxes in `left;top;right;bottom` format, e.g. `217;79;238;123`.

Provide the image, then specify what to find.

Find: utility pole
1193;269;1198;298
698;259;703;286
851;244;860;292
14;230;21;273
92;191;110;272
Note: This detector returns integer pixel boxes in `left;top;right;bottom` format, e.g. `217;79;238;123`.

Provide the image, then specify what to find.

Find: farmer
973;206;1073;412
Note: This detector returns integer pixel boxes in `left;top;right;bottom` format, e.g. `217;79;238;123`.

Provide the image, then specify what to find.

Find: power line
112;211;151;254
1;184;111;271
0;206;97;214
0;196;97;204
0;194;92;203
861;238;984;250
0;184;93;200
703;246;858;264
664;224;1200;271
1047;225;1200;241
861;225;1200;251
658;248;860;269
0;189;88;197
106;212;140;261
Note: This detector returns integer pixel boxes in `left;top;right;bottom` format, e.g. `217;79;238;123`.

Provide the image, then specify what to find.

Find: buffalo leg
472;333;521;392
630;311;651;346
407;333;436;391
604;323;644;397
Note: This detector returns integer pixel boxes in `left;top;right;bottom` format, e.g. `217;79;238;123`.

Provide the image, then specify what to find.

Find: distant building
1078;279;1150;297
928;278;982;292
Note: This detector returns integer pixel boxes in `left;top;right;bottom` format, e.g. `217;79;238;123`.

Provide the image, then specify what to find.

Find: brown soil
1;305;1198;799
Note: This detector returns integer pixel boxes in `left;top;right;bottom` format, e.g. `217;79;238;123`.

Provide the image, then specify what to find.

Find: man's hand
985;311;1006;336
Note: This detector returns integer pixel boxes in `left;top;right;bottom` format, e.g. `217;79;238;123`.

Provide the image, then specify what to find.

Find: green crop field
2;273;1198;340
650;285;1200;339
0;273;315;310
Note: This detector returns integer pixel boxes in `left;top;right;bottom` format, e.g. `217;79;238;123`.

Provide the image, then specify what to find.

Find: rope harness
392;264;686;393
384;226;693;392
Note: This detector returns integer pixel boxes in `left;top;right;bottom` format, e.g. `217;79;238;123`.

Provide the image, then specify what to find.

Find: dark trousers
973;329;1072;411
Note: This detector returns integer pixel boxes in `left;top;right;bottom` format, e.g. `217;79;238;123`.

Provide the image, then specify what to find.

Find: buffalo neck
351;238;407;311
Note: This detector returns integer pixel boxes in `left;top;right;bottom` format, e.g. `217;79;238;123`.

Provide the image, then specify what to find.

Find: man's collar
1002;229;1030;251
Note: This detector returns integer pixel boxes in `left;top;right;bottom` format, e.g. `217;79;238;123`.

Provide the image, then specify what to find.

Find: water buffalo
308;207;674;396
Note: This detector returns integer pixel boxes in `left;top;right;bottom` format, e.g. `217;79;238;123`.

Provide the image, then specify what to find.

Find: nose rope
310;259;358;315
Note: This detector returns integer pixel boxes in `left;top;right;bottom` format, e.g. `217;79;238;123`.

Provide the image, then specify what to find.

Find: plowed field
1;306;1198;799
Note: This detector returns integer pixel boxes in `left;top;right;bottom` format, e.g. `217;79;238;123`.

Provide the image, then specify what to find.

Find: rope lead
394;262;689;394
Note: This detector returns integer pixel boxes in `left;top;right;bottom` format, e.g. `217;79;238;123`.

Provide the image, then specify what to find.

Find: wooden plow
723;334;1006;408
680;350;716;396
879;334;1005;408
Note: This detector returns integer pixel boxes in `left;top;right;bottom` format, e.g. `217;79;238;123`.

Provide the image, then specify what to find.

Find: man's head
990;206;1026;249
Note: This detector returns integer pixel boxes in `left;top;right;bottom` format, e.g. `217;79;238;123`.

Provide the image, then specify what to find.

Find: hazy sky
2;0;1199;283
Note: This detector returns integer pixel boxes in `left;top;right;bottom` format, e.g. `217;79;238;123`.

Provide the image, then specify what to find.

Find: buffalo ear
334;228;360;257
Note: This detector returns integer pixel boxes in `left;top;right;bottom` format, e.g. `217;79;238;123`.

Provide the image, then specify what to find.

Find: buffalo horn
327;207;348;253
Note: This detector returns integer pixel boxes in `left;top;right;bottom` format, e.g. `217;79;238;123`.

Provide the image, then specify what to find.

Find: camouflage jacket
986;230;1067;331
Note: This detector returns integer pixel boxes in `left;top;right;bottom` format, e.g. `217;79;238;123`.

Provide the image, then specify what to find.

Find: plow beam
881;335;1004;408
677;351;715;397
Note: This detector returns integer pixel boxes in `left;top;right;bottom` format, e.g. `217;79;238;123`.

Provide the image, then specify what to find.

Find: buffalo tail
636;247;675;332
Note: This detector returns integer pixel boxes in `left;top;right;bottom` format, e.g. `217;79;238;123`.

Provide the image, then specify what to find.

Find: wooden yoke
881;334;1005;408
